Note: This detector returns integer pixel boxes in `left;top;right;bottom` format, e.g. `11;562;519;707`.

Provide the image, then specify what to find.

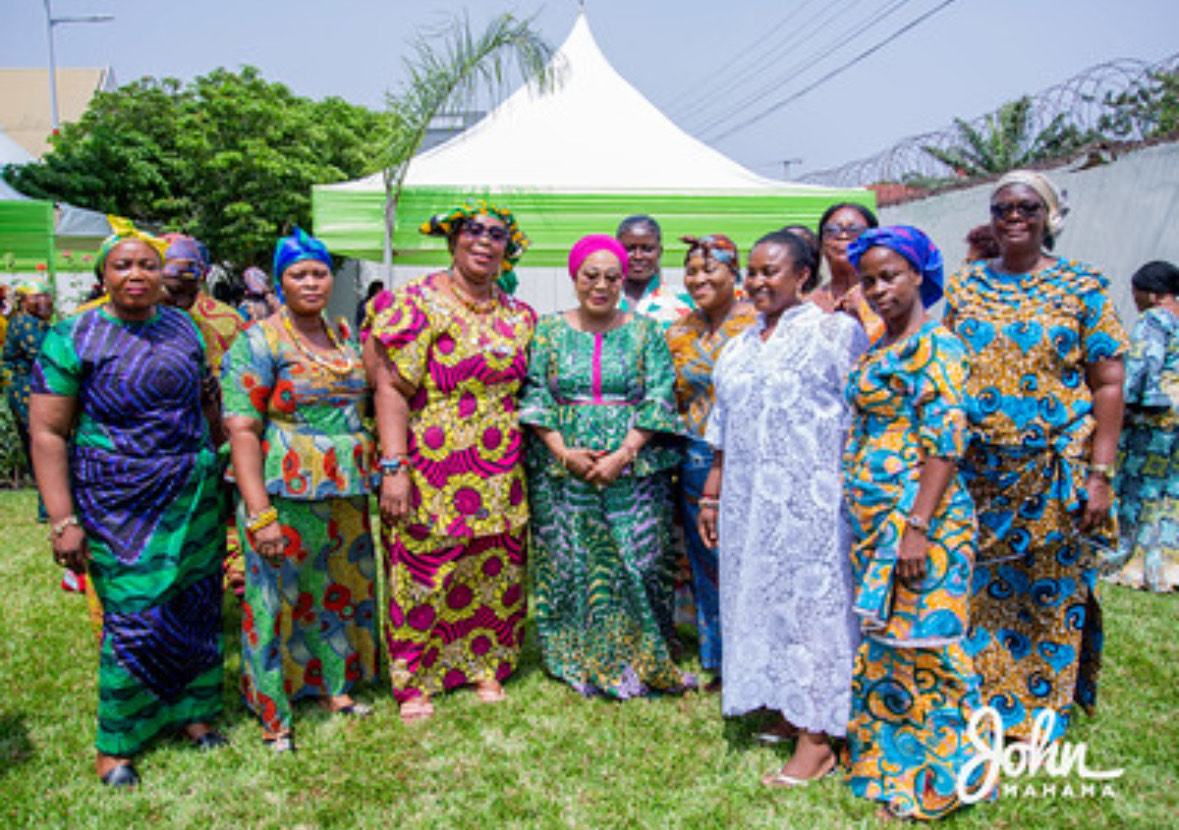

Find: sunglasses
822;223;868;239
460;221;510;244
990;200;1043;220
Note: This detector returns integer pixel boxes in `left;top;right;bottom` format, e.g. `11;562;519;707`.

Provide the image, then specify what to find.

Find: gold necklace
447;271;498;314
281;307;358;377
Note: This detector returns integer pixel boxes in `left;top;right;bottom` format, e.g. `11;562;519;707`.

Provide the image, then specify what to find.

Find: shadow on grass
0;714;34;778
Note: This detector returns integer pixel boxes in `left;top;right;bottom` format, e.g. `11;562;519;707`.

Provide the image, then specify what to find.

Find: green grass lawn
1;487;1176;829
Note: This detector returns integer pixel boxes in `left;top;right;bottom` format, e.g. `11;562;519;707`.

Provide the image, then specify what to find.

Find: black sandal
192;731;230;751
100;762;140;788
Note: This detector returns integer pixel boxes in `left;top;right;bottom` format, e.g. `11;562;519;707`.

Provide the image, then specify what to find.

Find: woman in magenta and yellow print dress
843;226;991;820
222;228;377;753
367;201;535;722
944;171;1128;744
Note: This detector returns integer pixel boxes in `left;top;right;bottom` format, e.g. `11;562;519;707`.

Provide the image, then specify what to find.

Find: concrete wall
880;141;1179;327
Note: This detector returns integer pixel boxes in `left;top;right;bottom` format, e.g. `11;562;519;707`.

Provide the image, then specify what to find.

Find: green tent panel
0;199;55;273
312;185;874;269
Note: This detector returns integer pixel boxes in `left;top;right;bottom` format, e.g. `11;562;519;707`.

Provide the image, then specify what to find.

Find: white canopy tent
314;12;868;312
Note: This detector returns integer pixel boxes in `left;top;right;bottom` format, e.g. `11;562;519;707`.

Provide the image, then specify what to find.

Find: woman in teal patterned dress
3;281;53;521
222;228;377;752
521;234;691;698
843;226;990;820
30;221;227;787
1110;260;1179;591
944;170;1127;744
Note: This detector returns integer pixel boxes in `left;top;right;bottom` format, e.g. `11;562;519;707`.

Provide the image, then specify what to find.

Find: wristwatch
905;512;930;533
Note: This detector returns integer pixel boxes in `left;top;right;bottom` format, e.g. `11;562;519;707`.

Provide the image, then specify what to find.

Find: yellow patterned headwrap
419;200;530;293
94;215;169;277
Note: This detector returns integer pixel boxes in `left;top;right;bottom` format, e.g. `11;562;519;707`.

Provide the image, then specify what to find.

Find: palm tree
923;96;1091;177
376;12;562;276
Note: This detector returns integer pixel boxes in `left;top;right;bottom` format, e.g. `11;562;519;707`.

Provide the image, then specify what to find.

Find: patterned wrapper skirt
88;457;225;757
239;496;377;732
382;525;527;702
960;444;1112;742
1111;419;1179;591
847;639;993;820
529;470;690;698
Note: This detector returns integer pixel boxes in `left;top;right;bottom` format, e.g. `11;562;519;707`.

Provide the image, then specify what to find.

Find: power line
689;0;917;137
662;0;823;113
704;0;963;143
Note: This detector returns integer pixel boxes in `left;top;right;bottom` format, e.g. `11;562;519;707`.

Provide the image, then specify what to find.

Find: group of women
27;169;1149;822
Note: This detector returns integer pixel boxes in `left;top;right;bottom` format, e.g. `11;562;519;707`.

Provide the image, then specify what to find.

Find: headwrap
95;215;168;277
568;234;629;280
847;225;944;308
993;169;1067;241
162;234;209;279
242;266;272;297
681;234;740;273
15;280;47;297
272;227;333;302
1131;260;1179;296
420;200;531;293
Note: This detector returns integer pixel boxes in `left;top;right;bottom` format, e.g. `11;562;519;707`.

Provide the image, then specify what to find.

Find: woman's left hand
1079;474;1113;532
585;449;631;487
896;527;928;584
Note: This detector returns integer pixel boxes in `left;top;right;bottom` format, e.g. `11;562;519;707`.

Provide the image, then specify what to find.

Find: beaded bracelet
246;506;279;534
47;514;79;541
379;456;410;476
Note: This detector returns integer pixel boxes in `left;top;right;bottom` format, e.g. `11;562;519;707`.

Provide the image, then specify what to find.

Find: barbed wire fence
798;52;1179;189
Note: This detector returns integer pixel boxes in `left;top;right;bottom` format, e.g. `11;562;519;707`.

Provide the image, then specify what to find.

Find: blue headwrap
272;227;332;302
847;225;944;308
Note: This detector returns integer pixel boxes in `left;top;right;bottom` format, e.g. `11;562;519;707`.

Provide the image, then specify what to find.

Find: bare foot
475;679;506;703
399;694;434;723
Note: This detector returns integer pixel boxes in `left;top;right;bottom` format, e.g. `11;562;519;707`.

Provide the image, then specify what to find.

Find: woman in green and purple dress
30;220;227;787
521;234;691;698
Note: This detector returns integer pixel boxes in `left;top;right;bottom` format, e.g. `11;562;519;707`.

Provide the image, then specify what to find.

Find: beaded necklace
446;270;498;314
280;307;358;376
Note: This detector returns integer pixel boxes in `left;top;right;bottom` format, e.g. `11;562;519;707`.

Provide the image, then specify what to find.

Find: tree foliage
2;67;388;268
922;95;1093;177
1098;67;1179;141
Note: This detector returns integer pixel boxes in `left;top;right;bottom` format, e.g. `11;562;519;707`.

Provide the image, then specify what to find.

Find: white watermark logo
956;706;1124;804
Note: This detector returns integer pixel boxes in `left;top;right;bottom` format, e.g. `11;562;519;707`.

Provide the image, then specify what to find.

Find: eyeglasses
821;223;868;240
460;221;510;244
990;200;1043;220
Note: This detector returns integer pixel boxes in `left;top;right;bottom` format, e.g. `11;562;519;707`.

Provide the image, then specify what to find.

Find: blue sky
3;0;1177;178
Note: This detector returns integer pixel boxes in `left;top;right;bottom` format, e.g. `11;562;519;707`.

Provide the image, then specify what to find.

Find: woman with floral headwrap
520;234;690;698
944;170;1128;744
221;228;377;752
665;234;755;690
843;226;991;820
29;219;228;787
238;266;281;324
365;201;535;721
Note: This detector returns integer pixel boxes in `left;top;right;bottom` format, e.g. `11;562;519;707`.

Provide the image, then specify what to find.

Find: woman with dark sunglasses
944;170;1128;745
809;202;886;343
364;200;537;722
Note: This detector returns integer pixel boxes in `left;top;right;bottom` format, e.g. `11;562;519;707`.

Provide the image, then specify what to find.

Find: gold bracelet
1088;462;1115;482
246;506;279;534
558;448;569;470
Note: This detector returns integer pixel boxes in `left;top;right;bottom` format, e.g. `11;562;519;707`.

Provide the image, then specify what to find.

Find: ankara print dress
945;258;1128;742
371;273;536;703
221;319;378;732
843;320;990;820
32;306;225;757
521;314;688;697
1110;306;1179;591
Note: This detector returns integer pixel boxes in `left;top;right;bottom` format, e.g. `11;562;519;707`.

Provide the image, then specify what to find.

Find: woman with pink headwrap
520;234;692;698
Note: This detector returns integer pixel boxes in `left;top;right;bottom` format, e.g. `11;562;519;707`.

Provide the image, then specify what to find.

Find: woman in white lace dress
699;230;868;787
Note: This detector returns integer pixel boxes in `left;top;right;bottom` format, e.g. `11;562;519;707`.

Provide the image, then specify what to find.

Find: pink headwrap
568;234;629;279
